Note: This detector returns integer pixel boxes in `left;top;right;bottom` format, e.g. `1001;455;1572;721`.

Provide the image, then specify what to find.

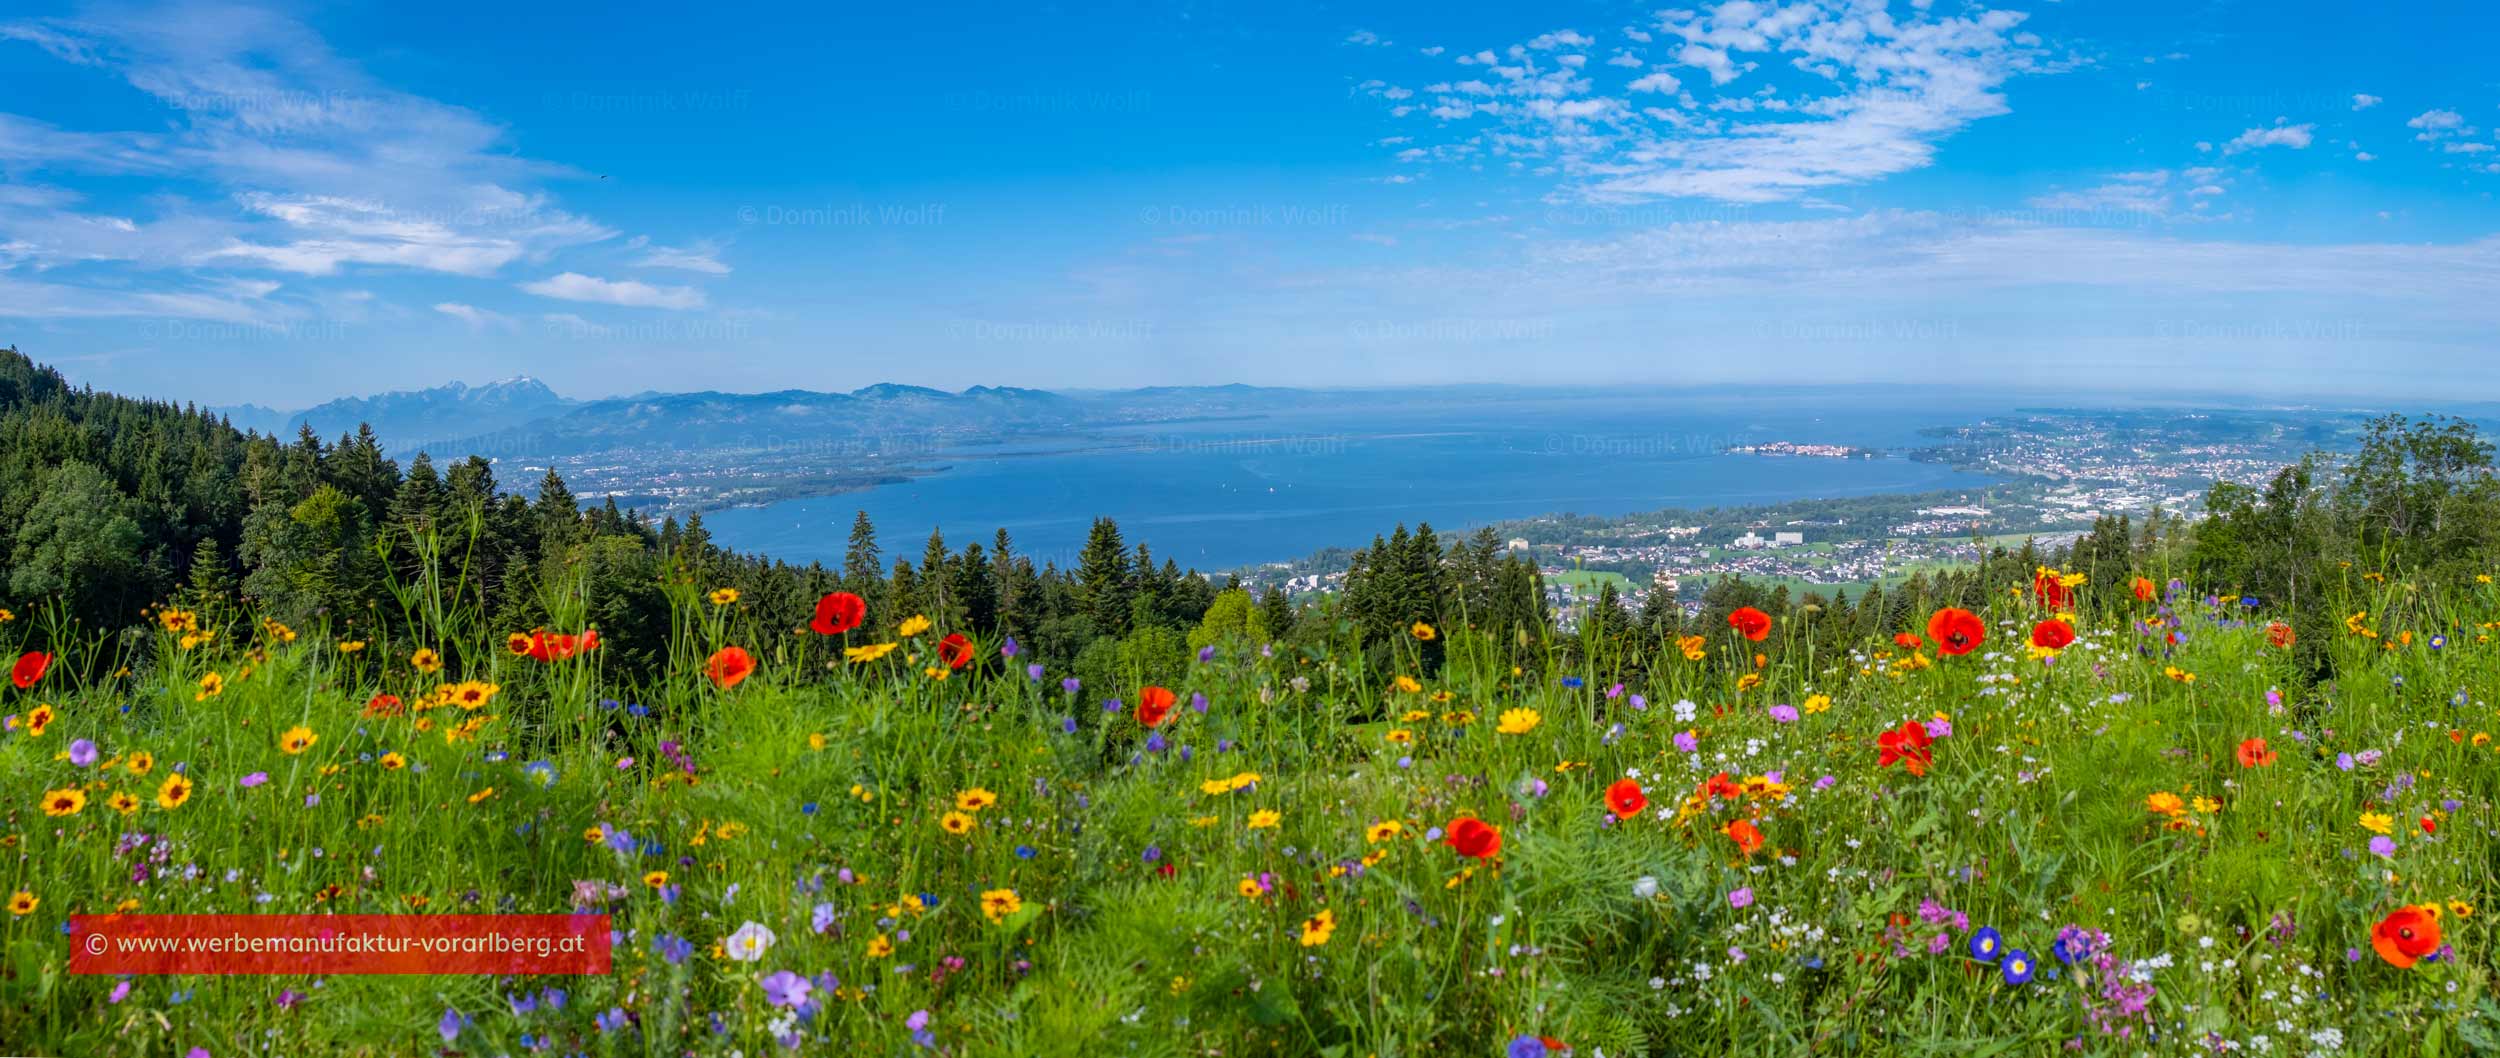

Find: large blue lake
704;391;2010;571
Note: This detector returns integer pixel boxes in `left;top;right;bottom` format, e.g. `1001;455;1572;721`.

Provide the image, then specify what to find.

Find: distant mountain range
213;377;1341;459
216;377;576;453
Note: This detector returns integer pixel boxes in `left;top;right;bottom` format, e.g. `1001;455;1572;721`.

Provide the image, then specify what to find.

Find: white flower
725;921;777;962
1632;876;1659;899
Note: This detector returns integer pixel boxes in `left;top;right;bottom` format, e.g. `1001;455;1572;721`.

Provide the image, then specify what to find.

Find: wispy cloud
1366;1;2070;203
0;3;703;322
628;237;731;275
520;272;706;310
434;301;514;331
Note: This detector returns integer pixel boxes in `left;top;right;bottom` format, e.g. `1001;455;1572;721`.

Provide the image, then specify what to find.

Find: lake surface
704;391;2010;571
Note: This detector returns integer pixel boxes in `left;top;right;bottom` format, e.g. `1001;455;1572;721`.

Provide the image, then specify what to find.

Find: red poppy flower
2371;905;2442;968
1445;816;1502;859
1926;608;1985;656
809;591;867;636
1892;632;1924;651
1876;720;1934;776
2033;570;2072;609
2266;621;2296;649
705;646;755;689
1605;778;1647;818
2421;816;2438;836
1135;685;1177;727
2029;619;2075;652
360;694;404;718
2235;738;2277;768
1703;772;1744;800
523;629;599;662
11;651;50;690
2131;576;2156;603
1727;606;1772;642
1724;817;1764;856
938;633;975;670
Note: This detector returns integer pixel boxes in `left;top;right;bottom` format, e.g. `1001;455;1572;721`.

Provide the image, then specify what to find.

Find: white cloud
433;301;514;330
1369;3;2061;203
2220;122;2314;154
1344;29;1390;47
2408;109;2472;140
0;4;658;319
520;272;705;310
1627;71;1683;94
629;237;731;274
2351;93;2381;111
2024;170;2172;217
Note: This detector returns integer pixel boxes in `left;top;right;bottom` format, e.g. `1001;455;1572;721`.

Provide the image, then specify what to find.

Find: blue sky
3;0;2496;408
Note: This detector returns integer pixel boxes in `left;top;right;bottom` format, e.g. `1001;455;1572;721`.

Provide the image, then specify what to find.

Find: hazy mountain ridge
216;377;576;453
224;377;1377;460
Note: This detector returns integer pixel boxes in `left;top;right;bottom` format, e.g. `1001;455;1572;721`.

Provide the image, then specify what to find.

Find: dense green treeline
4;345;2493;697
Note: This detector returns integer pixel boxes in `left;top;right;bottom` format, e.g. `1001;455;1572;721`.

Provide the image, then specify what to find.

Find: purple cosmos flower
2368;835;2396;858
1197;645;1217;662
1728;887;1753;909
69;739;97;767
1924;717;1953;738
1060;677;1081;694
1768;705;1799;724
240;772;268;788
438;1007;468;1043
1674;730;1699;753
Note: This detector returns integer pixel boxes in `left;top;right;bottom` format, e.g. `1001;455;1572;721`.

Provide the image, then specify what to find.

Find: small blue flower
2001;949;2035;985
1968;926;2003;963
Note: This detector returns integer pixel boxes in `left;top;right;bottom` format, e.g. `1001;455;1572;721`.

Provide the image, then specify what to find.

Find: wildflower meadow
3;555;2496;1057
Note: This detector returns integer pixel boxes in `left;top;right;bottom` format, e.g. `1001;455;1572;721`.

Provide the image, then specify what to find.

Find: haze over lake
704;391;2012;570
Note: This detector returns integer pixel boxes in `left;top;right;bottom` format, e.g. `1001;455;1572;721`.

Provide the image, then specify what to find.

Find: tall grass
0;542;2493;1056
